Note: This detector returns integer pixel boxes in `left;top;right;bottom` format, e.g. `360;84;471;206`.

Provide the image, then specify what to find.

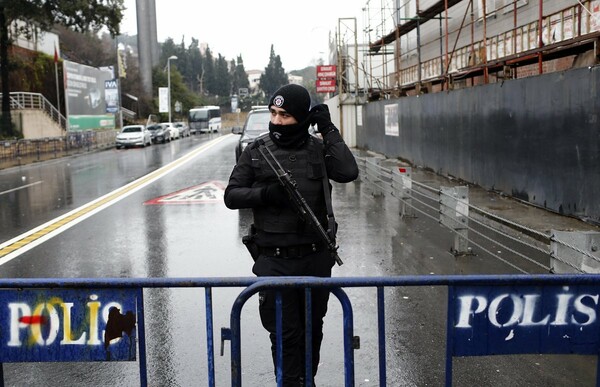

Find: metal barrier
0;130;118;169
355;155;600;274
1;92;66;129
1;275;600;387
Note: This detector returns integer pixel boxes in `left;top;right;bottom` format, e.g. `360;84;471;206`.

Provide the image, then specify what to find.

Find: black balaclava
268;84;311;148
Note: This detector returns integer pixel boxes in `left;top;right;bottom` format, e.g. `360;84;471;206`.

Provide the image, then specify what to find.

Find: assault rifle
256;140;343;266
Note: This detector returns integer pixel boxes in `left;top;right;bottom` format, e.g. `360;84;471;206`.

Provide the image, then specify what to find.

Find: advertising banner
63;60;116;131
384;104;399;136
158;87;169;113
105;79;119;114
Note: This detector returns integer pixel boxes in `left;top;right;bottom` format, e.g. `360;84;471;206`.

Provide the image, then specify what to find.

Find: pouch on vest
242;224;259;261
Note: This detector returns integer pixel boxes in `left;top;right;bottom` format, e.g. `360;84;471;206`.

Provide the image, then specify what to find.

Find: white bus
188;106;221;134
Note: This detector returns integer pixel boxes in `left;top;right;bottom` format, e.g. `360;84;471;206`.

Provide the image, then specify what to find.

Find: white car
116;125;152;148
161;122;180;140
174;122;191;137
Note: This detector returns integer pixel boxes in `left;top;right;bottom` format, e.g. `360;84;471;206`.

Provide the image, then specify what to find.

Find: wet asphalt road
0;133;596;386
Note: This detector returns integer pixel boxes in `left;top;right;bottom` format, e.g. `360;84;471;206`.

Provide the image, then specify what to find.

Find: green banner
68;115;115;131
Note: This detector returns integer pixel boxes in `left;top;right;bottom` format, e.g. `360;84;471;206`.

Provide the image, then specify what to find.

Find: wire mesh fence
0;130;117;169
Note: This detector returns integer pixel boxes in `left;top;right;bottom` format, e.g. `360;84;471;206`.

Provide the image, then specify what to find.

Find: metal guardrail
1;92;66;129
355;155;600;275
1;275;600;387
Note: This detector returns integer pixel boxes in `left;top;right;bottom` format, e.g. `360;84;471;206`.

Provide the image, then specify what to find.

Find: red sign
316;85;336;93
316;65;337;93
316;79;335;87
316;65;337;78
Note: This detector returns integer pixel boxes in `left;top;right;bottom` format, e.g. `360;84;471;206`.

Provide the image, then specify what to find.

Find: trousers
252;248;334;387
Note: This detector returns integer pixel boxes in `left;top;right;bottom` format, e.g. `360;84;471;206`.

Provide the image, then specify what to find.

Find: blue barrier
0;275;599;386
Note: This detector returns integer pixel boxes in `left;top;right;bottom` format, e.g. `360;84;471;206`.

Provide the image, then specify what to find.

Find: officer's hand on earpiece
262;183;289;207
310;104;335;136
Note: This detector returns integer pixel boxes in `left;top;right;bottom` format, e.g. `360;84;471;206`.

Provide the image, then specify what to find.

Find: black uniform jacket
224;130;358;246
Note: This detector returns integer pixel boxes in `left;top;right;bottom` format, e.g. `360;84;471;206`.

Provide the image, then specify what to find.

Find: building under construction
331;0;600;224
336;0;599;98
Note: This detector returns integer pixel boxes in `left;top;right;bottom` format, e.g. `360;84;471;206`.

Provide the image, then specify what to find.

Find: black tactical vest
250;134;328;234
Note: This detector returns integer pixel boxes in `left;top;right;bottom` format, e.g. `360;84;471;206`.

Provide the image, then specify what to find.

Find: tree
152;65;200;122
0;0;124;138
203;46;215;95
56;25;114;68
213;54;230;98
231;55;249;96
186;38;203;94
259;45;288;101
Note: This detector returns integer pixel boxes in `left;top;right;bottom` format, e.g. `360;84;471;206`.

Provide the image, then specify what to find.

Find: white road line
0;181;43;196
0;135;232;265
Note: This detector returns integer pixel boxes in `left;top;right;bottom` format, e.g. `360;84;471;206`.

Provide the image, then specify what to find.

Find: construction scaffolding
349;0;600;100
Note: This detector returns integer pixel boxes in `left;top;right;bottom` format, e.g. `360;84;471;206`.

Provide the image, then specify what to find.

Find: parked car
174;122;190;137
161;122;180;140
115;125;152;148
147;123;171;144
232;107;270;162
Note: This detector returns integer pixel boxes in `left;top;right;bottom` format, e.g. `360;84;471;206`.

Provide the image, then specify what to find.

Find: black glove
310;104;336;136
261;183;289;207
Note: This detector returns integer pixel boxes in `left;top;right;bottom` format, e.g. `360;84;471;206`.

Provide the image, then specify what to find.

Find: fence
356;155;600;275
1;275;600;387
0;130;118;169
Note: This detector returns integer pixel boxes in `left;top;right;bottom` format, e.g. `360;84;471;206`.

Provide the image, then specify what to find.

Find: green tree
152;65;200;122
203;46;215;95
231;55;249;96
187;38;203;94
213;54;230;98
0;0;124;138
259;45;287;99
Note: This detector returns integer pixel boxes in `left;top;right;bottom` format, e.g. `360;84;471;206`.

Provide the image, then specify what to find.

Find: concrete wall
358;65;600;223
13;110;63;138
325;95;358;148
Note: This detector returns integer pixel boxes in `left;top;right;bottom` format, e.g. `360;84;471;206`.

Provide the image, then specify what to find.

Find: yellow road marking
0;135;232;261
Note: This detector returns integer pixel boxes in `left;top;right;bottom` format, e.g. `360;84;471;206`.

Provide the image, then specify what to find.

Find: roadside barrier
356;155;600;274
0;130;117;169
0;275;599;387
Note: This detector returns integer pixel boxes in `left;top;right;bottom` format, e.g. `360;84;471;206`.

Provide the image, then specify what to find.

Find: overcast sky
120;0;365;71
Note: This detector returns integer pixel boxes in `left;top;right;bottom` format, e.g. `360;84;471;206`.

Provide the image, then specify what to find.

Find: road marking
144;180;226;205
0;135;232;265
0;181;43;196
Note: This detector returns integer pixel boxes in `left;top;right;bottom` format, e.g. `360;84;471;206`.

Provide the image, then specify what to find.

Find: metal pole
54;46;60;116
167;56;177;123
135;0;153;97
116;36;123;129
167;59;171;123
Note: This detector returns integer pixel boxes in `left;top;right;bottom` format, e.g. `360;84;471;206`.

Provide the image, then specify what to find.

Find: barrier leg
440;186;471;256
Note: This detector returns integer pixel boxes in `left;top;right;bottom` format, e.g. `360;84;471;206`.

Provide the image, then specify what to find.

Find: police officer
224;84;358;386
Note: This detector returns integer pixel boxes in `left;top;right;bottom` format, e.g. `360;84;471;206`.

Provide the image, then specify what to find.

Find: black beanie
268;84;311;123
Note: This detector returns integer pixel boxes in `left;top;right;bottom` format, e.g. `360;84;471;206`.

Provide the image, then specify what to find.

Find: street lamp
167;55;178;122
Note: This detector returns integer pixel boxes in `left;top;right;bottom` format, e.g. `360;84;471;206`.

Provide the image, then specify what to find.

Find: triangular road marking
144;180;226;205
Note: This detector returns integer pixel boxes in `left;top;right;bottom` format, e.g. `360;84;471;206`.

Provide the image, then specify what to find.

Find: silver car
115;125;152;148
